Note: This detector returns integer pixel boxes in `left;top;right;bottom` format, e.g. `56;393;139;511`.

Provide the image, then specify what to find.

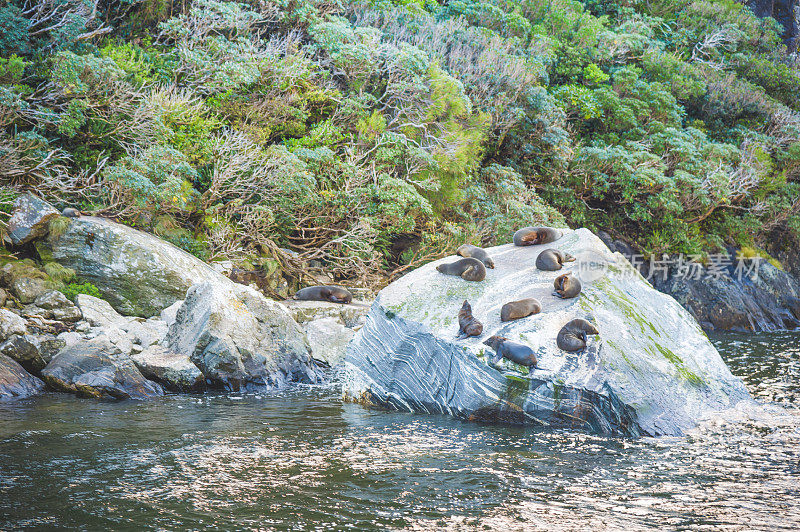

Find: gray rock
343;229;752;437
29;290;82;322
305;317;354;366
285;300;369;328
57;331;83;348
0;288;7;307
124;318;167;348
0;354;44;400
42;215;230;316
6;193;59;246
160;300;183;328
0;308;27;341
165;281;321;391
10;277;47;304
41;337;163;399
131;345;205;392
76;294;128;329
0;335;46;373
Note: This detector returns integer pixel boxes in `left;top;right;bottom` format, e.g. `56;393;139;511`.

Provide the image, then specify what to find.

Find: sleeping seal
553;273;581;299
456;244;495;269
294;285;353;304
535;249;575;271
436;257;486;282
513;227;562;246
500;298;542;322
556;319;600;352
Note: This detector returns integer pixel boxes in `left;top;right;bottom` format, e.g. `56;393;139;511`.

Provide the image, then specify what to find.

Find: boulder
28;290;82;322
43;215;227;316
76;294;129;329
164;281;322;391
304;317;355;366
0;354;44;400
124;318;167;349
0;334;47;373
342;229;752;437
6;193;59;246
10;277;48;304
160;300;183;328
41;336;163;399
131;345;205;392
0;308;27;341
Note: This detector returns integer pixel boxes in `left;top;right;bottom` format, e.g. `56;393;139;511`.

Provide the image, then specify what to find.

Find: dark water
1;333;798;531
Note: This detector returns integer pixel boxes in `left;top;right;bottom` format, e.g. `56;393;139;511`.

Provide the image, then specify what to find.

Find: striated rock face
0;354;44;400
165;282;322;391
6;193;59;246
42;336;163;399
343;229;752;437
43;216;223;316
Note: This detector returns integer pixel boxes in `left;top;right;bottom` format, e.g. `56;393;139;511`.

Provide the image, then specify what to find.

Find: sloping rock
43;215;226;316
0;354;44;400
6;193;59;246
42;337;163;399
76;294;128;328
0;334;47;373
131;345;204;392
164;281;322;391
160;300;183;328
343;229;752;437
305;317;355;366
285;300;369;328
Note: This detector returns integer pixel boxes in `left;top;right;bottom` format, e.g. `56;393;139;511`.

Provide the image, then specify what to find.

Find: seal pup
556;319;600;352
62;207;81;218
457;300;483;338
513;227;562;246
553;273;581;299
294;285;353;304
500;298;542;322
483;336;540;368
456;244;495;269
535;249;575;271
436;257;486;282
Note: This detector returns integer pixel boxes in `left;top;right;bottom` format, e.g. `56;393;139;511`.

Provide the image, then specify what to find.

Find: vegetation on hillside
0;0;798;286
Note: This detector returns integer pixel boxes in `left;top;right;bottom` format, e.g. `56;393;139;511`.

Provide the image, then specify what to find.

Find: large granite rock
0;354;44;400
164;281;322;391
342;229;752;437
42;337;163;399
0;308;27;341
6;193;59;246
42;215;224;316
304;317;355;366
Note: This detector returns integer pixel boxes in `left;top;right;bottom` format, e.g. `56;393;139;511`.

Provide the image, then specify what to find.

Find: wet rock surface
131;345;205;392
0;353;44;400
343;229;752;437
41;337;163;400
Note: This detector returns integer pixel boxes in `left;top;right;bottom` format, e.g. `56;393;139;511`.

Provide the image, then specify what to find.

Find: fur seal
436;257;486;282
513;227;562;246
294;285;353;304
535;249;575;271
553;273;581;299
457;300;483;338
483;336;539;368
500;298;542;322
556;319;600;352
456;244;495;269
61;207;81;218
